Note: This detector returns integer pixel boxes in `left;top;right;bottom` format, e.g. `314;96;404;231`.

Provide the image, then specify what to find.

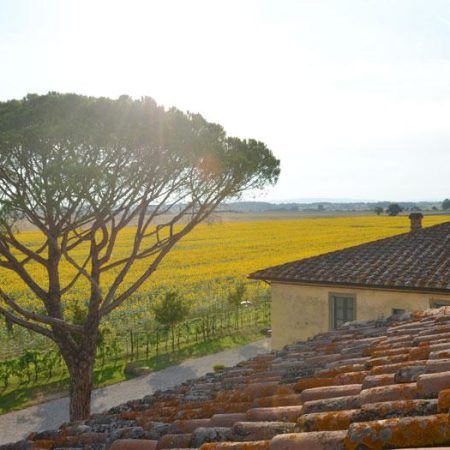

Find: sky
1;0;450;202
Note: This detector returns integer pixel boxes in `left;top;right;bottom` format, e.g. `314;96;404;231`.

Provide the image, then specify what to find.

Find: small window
392;308;406;316
430;300;450;308
329;294;356;330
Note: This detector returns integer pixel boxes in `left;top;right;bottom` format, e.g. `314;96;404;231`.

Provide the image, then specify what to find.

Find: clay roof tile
9;307;450;450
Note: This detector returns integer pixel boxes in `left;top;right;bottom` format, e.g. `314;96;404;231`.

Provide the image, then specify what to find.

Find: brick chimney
409;212;423;231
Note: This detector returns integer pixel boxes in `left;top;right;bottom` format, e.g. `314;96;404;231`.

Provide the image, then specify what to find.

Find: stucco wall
271;282;450;349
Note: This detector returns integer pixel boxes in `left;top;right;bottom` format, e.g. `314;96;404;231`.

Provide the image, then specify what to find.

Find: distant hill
218;200;445;213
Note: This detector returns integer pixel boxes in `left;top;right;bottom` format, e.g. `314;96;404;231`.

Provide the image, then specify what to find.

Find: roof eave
248;275;450;295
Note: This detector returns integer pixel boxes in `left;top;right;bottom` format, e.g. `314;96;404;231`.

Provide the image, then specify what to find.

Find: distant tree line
220;200;450;214
373;199;450;216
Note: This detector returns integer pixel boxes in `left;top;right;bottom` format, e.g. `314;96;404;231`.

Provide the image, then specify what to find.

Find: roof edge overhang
247;275;450;296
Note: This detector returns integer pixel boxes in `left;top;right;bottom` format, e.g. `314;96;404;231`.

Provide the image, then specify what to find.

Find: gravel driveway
0;339;271;445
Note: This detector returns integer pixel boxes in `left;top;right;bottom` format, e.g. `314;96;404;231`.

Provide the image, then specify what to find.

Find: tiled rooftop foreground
3;307;450;450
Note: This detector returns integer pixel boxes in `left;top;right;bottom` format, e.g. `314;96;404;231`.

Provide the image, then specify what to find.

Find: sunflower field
0;214;448;356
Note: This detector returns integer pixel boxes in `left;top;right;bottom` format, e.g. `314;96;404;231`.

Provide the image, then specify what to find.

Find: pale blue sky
1;0;450;201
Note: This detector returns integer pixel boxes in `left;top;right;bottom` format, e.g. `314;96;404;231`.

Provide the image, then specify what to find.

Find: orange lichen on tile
109;440;158;450
429;342;450;352
246;406;304;423
369;354;409;367
200;440;270;450
314;364;366;378
437;388;450;412
370;360;421;375
252;394;302;408
270;431;347;450
345;414;450;450
429;349;450;359
424;359;450;373
210;413;248;427
29;440;54;450
232;421;296;441
333;371;368;385
362;373;396;389
243;383;295;399
52;433;108;447
136;405;179;420
298;409;359;432
359;399;437;419
300;384;362;403
320;343;339;353
417;371;450;397
302;353;343;366
215;390;253;403
408;345;431;361
168;418;212;434
371;346;412;358
155;398;181;407
294;377;336;393
359;383;418;405
120;410;143;420
416;332;450;345
302;394;361;415
249;376;282;384
156;433;192;450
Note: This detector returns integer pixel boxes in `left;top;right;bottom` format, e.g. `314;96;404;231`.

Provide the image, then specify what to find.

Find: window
430;300;450;308
392;308;406;316
329;294;356;330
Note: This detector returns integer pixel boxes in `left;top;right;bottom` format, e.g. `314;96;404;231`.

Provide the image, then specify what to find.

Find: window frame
430;299;450;308
328;292;357;330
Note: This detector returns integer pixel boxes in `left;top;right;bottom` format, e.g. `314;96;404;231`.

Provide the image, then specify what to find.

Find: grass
0;328;264;414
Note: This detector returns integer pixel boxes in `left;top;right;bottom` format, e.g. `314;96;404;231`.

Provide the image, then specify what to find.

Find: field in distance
5;213;449;314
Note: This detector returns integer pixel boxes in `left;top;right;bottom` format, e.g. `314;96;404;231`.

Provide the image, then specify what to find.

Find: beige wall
271;282;450;349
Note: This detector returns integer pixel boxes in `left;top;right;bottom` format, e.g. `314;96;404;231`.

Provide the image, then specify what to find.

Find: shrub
213;364;226;373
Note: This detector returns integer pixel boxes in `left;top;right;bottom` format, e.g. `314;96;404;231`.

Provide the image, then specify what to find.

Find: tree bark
52;304;100;422
62;345;97;421
171;325;175;353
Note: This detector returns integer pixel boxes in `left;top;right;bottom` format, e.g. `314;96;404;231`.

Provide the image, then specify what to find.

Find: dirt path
0;339;271;445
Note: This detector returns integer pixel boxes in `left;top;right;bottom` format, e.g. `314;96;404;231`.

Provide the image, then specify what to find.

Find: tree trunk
65;348;96;421
129;329;134;361
171;325;175;353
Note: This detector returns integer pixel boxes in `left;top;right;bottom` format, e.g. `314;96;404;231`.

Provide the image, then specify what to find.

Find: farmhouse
250;213;450;349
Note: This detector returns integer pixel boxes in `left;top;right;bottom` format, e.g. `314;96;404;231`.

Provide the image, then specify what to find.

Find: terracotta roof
5;306;450;450
249;221;450;293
